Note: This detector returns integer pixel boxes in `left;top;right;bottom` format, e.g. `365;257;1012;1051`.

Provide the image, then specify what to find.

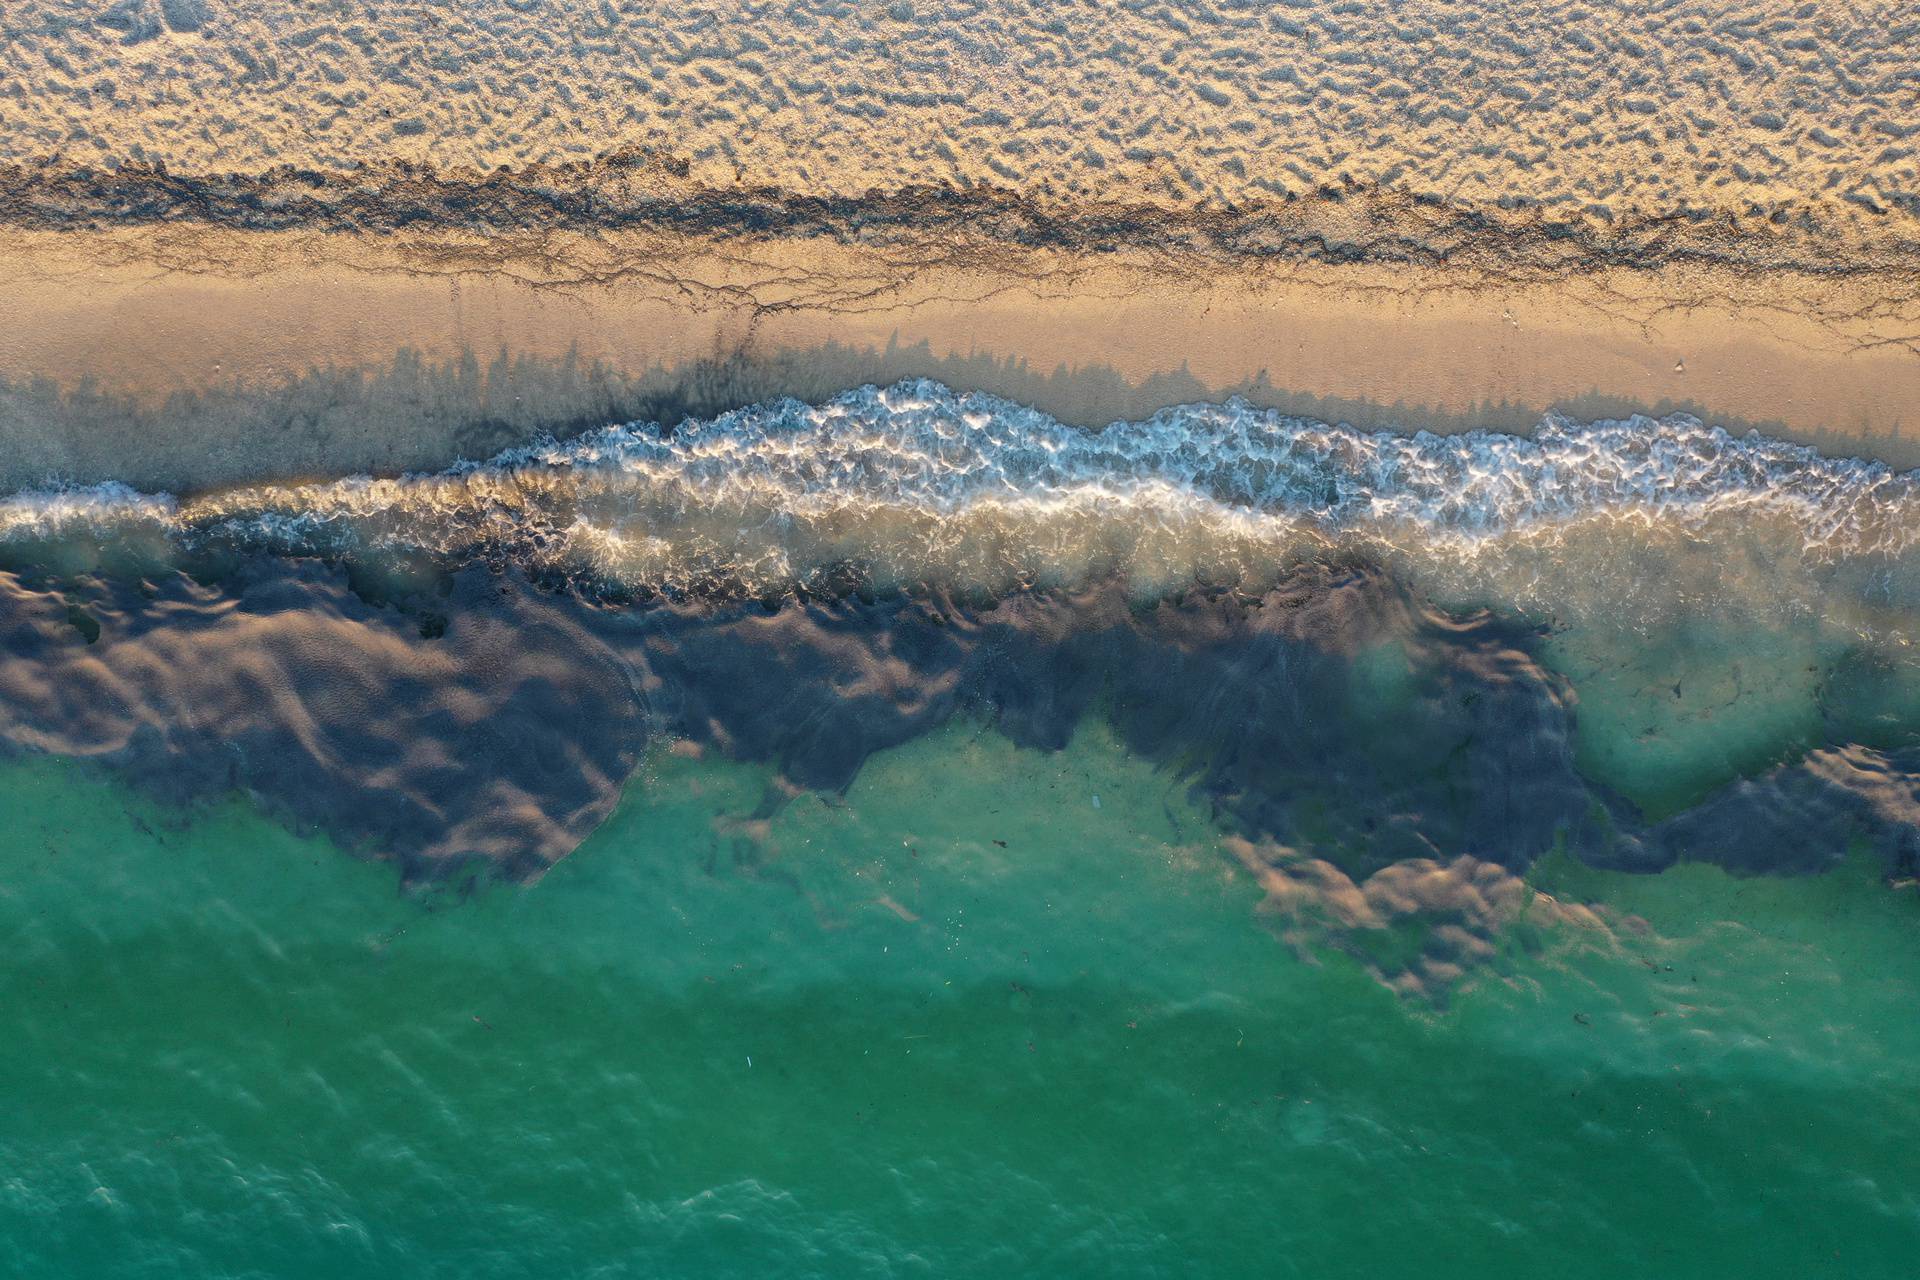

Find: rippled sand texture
3;2;1918;484
8;0;1919;223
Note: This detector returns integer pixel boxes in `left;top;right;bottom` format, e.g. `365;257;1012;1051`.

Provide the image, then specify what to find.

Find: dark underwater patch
4;555;1914;884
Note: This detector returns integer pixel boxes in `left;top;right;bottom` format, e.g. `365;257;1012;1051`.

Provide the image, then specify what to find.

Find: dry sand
2;0;1917;488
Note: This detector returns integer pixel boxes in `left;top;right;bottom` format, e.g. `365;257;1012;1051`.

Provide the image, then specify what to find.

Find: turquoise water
9;388;1920;1273
6;721;1918;1277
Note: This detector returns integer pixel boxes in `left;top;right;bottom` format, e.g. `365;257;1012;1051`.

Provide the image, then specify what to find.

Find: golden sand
2;222;1915;489
7;0;1915;224
3;1;1916;487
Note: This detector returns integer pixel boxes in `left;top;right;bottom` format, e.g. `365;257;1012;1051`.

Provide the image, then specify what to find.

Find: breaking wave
4;381;1917;626
6;381;1920;889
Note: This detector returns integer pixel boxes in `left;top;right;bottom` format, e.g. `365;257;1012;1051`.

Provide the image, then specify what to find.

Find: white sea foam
0;481;177;540
5;381;1919;623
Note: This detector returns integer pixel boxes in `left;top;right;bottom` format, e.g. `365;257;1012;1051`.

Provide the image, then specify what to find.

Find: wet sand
5;0;1914;482
4;221;1917;491
8;7;1920;1271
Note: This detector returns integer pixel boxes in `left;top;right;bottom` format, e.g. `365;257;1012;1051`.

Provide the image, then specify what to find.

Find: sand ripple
5;0;1915;227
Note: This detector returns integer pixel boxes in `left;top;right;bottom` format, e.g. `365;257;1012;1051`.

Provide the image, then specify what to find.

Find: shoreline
4;218;1917;492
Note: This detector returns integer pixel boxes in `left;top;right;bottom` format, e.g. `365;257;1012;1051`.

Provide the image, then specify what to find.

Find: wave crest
5;381;1918;626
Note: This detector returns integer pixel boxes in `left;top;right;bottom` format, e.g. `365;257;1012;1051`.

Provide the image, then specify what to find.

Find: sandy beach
8;1;1915;221
9;12;1920;1272
0;0;1914;488
3;215;1916;491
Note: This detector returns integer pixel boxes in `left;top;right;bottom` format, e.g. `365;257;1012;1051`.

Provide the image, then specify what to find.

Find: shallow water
7;386;1920;1273
5;721;1917;1278
11;386;1920;881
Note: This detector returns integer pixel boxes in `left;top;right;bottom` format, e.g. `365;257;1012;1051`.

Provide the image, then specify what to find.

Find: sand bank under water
3;220;1917;491
6;731;1918;1274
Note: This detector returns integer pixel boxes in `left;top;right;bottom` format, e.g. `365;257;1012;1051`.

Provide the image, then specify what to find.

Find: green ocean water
4;721;1918;1278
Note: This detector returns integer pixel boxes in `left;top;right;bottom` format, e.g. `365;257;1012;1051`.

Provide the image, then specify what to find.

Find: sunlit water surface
4;721;1917;1278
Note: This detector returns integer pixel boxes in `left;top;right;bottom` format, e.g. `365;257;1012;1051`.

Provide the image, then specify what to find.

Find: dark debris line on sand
2;154;1915;283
